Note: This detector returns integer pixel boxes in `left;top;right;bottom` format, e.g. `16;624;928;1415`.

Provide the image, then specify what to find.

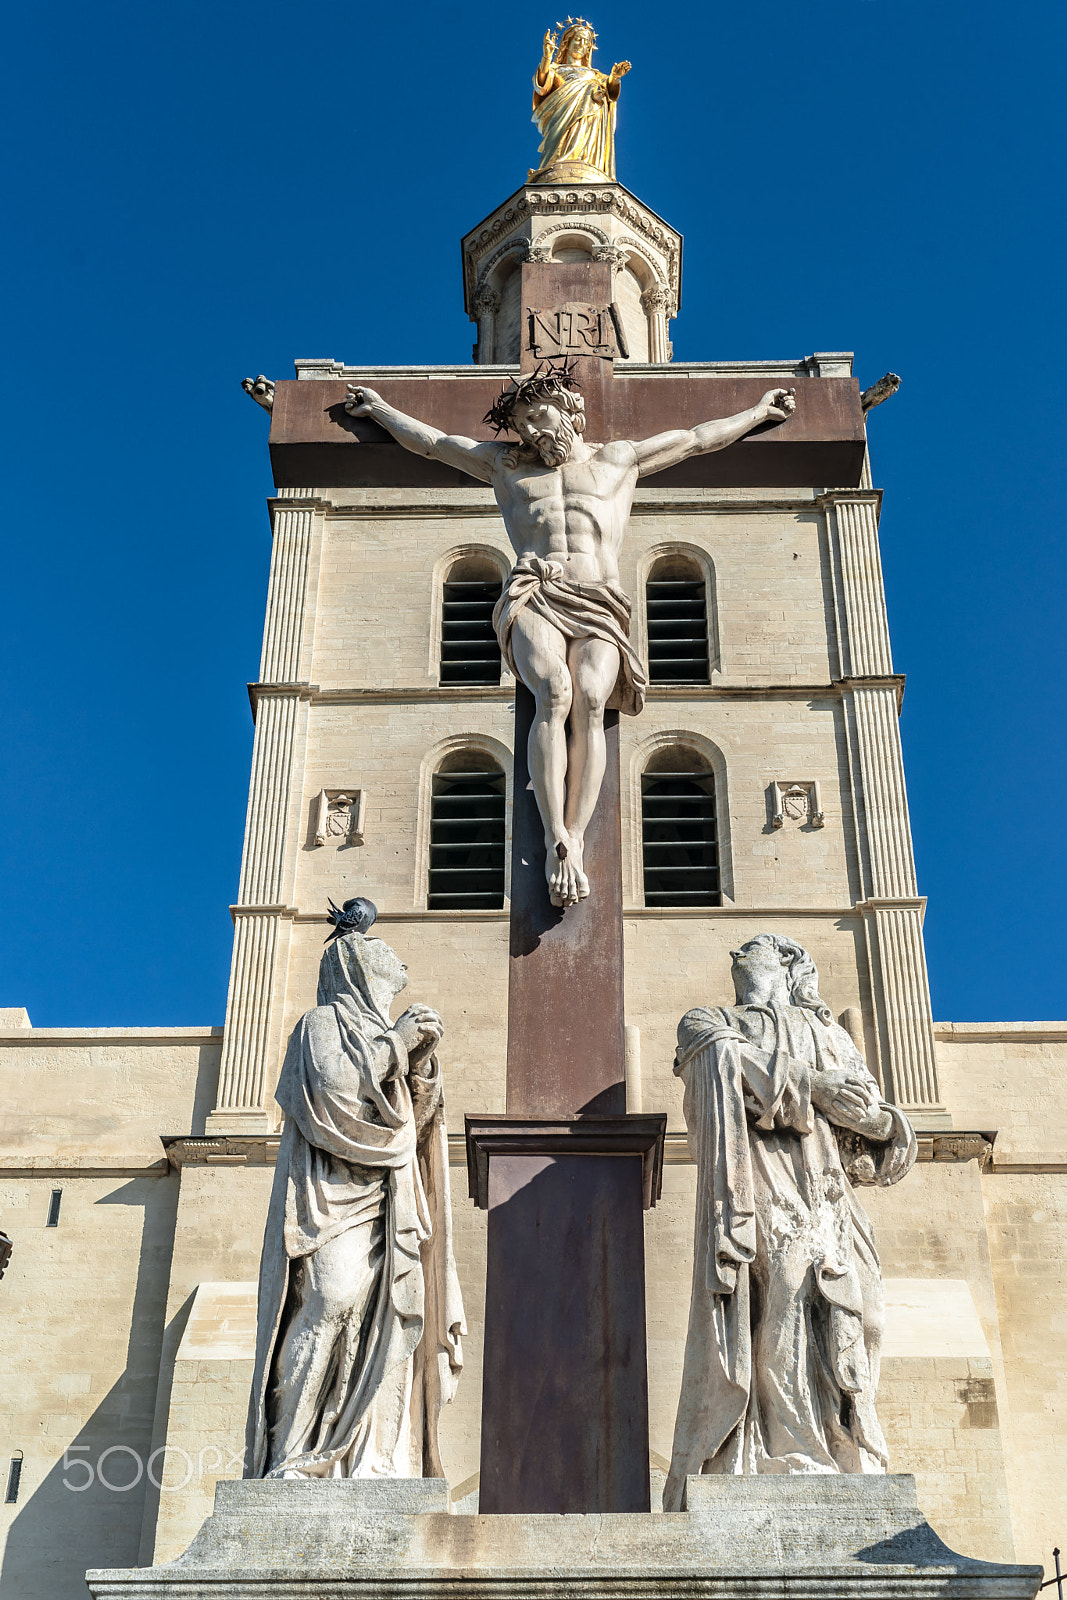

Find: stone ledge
85;1475;1041;1599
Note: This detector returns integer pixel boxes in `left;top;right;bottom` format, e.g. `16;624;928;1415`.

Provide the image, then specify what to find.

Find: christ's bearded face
510;399;577;467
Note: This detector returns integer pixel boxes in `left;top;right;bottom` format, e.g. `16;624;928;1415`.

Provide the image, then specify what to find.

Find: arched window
428;751;506;910
641;746;720;907
439;555;503;686
645;555;709;683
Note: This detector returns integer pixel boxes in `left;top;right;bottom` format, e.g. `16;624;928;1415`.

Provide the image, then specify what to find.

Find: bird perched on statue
325;896;378;943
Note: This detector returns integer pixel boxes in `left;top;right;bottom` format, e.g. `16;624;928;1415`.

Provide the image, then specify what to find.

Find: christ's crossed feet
547;834;590;909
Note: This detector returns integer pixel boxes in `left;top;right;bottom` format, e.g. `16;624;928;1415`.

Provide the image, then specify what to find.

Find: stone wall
0;1030;220;1599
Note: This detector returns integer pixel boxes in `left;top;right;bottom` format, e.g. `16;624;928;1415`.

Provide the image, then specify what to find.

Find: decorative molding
934;1021;1067;1042
461;183;682;314
471;283;501;316
310;788;366;848
465;1115;666;1210
162;1135;282;1169
770;780;825;830
914;1131;996;1169
592;243;629;269
296;904;856;923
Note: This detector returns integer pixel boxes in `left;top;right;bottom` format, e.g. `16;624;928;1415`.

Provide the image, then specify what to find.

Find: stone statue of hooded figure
664;935;915;1508
245;907;464;1479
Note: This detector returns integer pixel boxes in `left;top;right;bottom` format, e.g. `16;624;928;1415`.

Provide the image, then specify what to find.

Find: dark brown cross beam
465;259;667;1516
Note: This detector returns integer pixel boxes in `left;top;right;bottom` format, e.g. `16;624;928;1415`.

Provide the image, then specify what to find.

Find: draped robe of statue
532;64;617;180
245;936;464;1479
663;999;916;1508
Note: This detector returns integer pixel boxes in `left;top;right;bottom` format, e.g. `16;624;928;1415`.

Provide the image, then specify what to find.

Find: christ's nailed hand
760;388;796;422
345;384;382;418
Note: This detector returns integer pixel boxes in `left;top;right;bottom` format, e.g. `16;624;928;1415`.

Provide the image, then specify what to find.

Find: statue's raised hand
542;28;557;61
345;383;383;418
759;388;796;422
611;60;631;80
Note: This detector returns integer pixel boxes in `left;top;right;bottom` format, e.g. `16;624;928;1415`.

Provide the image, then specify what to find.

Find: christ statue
346;368;795;908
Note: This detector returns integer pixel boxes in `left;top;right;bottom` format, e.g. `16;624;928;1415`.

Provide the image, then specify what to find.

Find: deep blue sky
2;0;1064;1025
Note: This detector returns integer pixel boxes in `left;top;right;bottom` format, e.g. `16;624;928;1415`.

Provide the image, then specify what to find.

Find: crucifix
345;256;795;1513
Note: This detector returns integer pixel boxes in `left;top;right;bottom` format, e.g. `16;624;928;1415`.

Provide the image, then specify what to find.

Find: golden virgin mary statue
529;19;631;184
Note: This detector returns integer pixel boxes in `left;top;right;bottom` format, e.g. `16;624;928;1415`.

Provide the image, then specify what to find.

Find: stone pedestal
86;1475;1043;1599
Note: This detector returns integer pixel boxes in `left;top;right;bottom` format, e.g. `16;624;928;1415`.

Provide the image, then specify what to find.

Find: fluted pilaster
869;903;941;1111
823;491;892;677
850;684;917;900
824;486;945;1119
208;502;320;1131
260;506;313;683
236;691;301;906
214;911;280;1115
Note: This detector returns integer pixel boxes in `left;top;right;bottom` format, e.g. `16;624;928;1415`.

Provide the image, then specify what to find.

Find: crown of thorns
482;359;584;436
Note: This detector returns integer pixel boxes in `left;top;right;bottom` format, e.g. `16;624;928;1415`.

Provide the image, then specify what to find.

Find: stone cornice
915;1130;997;1168
161;1135;281;1168
836;674;907;713
816;488;884;512
934;1021;1067;1041
278;682;894;709
147;1127;1011;1174
314;490;826;517
0;1026;221;1044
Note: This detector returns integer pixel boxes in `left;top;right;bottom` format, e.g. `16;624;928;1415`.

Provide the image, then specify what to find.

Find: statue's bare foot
567;832;590;901
547;836;589;909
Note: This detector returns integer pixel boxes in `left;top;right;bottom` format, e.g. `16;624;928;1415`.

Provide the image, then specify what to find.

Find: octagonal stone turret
461;182;682;366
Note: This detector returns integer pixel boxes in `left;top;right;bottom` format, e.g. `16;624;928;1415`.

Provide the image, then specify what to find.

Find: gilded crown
556;15;597;43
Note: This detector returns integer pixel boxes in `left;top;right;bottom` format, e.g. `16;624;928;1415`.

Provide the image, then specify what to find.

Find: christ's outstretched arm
627;388;796;478
346;385;500;484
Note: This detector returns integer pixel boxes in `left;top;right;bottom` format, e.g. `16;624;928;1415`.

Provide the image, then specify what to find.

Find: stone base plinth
86;1475;1042;1599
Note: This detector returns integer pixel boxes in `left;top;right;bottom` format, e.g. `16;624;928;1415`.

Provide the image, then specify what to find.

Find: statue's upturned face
730;940;788;1004
362;937;409;1000
509;399;575;466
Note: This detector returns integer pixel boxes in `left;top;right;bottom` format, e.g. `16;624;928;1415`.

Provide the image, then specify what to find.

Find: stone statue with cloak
245;898;465;1479
664;934;916;1508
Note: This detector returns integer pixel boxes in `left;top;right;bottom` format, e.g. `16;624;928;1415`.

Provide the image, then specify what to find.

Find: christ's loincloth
492;557;648;716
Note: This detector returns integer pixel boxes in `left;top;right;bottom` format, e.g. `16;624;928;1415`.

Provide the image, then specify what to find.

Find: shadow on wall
1;1174;179;1600
187;1041;226;1138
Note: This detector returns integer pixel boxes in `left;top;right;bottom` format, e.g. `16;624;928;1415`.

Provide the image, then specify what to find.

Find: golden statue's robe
532;65;616;180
